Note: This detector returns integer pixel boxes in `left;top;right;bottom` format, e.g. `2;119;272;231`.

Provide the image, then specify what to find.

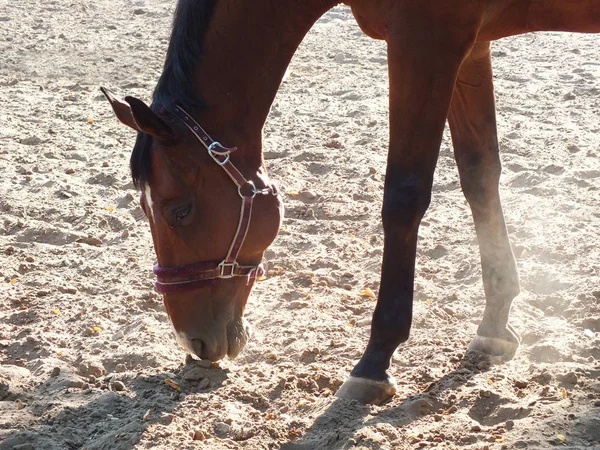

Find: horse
102;0;600;405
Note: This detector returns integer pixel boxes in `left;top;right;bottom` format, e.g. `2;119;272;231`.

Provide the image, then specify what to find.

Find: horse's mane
153;0;217;112
131;0;217;189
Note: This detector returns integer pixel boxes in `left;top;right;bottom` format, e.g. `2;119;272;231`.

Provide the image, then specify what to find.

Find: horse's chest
346;0;389;40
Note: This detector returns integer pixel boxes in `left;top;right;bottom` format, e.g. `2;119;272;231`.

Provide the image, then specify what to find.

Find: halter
152;105;278;294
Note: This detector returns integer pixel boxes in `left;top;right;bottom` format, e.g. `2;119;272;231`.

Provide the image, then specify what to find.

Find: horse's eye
174;205;191;222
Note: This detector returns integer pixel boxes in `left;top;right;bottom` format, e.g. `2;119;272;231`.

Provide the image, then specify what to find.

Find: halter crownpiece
152;105;278;294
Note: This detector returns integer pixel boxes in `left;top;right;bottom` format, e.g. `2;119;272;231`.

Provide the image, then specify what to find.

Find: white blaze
144;184;155;222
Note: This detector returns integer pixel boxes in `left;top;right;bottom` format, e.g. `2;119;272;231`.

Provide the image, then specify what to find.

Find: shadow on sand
282;357;600;449
281;353;487;450
0;361;229;450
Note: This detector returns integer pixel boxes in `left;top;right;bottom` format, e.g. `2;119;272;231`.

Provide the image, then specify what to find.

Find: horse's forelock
130;131;153;190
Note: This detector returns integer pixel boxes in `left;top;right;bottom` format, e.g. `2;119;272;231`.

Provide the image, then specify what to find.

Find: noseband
152;105;278;294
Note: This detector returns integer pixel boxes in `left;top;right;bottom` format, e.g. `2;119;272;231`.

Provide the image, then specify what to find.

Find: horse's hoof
334;375;396;405
468;333;519;363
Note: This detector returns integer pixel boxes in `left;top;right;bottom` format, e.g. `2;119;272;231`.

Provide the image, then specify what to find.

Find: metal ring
238;181;257;199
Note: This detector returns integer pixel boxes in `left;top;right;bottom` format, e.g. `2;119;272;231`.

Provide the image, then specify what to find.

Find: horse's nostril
189;338;207;358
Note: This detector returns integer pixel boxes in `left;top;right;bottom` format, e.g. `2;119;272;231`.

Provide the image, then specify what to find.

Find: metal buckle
218;261;237;279
208;142;231;166
208;143;230;166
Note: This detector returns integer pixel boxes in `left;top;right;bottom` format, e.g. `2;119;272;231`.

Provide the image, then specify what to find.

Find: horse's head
102;89;282;361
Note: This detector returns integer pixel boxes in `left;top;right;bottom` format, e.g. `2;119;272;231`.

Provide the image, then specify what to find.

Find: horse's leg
447;42;520;361
336;4;484;404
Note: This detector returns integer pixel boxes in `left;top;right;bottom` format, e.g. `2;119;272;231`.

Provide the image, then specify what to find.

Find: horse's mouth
226;317;253;359
174;316;252;361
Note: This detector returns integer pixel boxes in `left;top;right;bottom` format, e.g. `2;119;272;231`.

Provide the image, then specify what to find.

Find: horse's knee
382;174;431;230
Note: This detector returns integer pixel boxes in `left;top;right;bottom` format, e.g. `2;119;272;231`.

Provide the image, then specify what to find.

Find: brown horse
102;0;600;404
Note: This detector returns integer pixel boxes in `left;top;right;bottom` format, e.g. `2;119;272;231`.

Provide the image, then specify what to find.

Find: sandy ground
1;2;599;449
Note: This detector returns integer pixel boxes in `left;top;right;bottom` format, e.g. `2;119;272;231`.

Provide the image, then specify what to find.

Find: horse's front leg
335;4;485;404
448;42;520;360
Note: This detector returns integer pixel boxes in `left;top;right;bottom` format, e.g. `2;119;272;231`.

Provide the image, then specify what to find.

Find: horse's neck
192;0;339;169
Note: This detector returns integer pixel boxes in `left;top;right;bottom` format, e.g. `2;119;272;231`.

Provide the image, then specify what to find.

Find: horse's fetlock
373;307;412;345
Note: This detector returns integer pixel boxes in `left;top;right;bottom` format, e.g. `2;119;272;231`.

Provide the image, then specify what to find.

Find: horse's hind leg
448;42;520;362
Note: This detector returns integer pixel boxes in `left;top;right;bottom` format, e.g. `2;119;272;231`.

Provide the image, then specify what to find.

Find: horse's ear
100;87;140;131
100;87;174;141
125;96;174;141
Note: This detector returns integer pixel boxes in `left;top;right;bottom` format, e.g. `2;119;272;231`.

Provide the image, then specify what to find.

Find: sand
0;2;599;449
